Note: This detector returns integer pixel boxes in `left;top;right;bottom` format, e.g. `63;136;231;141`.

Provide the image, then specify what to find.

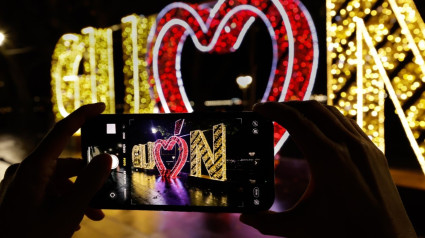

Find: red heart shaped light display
154;135;189;179
147;0;319;153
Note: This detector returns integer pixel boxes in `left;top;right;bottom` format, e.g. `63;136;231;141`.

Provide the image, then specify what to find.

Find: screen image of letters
124;117;252;207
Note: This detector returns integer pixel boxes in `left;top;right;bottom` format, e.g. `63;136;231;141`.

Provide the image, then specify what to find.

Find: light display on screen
83;113;271;208
130;120;227;180
327;0;425;174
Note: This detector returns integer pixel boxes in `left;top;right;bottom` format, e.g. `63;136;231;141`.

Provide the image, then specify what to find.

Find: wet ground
131;172;229;207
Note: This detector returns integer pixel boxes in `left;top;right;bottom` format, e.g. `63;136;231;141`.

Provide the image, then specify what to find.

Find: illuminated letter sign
131;121;226;180
132;142;155;170
327;0;425;174
190;124;227;181
51;34;84;119
147;0;318;152
51;27;115;120
121;15;157;113
52;0;319;154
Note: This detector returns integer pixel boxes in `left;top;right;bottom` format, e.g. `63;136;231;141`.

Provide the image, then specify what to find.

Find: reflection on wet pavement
131;172;228;207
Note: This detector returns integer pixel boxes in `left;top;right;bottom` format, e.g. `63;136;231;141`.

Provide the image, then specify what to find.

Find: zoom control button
253;187;260;198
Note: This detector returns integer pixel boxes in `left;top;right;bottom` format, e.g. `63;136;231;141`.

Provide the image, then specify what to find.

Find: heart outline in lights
147;0;319;154
154;136;189;179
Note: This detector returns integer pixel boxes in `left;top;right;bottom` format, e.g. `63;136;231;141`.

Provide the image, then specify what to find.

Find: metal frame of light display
51;0;319;155
327;0;425;174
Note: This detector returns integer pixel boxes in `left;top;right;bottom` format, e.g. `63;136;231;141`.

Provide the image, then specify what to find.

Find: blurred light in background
0;135;27;180
327;0;425;174
236;75;253;89
0;32;5;46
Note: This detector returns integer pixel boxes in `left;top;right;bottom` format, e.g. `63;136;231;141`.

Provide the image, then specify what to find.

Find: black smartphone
81;112;275;212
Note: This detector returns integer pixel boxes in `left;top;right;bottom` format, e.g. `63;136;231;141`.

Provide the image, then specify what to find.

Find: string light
121;14;157;113
190;124;227;181
154;136;189;179
51;34;84;119
327;0;425;174
132;142;156;170
147;0;318;153
81;27;115;114
131;121;226;181
147;0;318;116
51;27;115;121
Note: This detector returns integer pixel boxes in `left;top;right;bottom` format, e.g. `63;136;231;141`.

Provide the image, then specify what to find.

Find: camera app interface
84;114;272;209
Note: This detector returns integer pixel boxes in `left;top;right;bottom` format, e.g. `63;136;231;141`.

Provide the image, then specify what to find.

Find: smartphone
81;112;275;212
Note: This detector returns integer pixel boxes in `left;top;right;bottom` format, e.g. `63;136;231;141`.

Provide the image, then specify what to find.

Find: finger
54;154;111;233
0;163;20;196
325;106;388;171
240;211;299;237
1;163;20;183
14;104;105;205
54;158;85;179
28;103;105;167
84;207;105;221
325;105;366;140
45;177;105;222
253;102;337;162
346;115;374;142
44;178;74;211
284;101;359;142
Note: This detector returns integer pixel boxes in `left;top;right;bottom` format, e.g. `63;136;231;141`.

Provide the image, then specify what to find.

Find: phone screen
81;112;274;212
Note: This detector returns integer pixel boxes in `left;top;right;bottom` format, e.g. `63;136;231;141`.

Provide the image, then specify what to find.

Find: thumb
68;153;112;210
240;210;301;237
53;154;112;236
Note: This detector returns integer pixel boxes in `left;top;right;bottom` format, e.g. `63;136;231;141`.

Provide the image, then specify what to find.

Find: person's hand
240;101;416;237
0;103;112;238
